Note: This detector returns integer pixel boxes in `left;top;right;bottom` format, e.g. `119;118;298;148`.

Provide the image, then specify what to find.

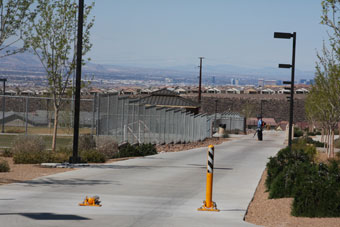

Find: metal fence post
25;96;29;135
91;93;96;135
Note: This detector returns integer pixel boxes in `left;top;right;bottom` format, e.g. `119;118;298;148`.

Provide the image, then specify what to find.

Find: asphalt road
0;131;284;227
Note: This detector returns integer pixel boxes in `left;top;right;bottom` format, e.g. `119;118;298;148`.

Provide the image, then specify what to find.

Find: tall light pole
71;0;84;163
274;32;296;150
198;57;204;103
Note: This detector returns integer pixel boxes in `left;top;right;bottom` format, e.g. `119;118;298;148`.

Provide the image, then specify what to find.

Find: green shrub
335;138;340;149
119;143;157;158
51;147;73;163
222;131;230;138
96;137;119;159
0;159;10;172
81;149;107;163
119;144;140;158
293;136;324;148
78;134;96;151
294;127;304;138
265;142;316;198
137;143;157;156
2;149;13;157
292;161;340;217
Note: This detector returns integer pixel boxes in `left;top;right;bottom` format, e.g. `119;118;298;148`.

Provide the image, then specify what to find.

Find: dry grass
5;126;92;135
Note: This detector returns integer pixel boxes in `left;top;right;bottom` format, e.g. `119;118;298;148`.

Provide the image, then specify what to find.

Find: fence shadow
0;212;90;220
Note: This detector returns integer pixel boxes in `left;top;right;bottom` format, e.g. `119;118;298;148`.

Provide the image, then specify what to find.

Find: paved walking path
0;131;284;227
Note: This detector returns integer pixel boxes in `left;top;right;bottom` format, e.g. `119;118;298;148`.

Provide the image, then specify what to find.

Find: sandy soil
0;157;72;185
245;151;340;227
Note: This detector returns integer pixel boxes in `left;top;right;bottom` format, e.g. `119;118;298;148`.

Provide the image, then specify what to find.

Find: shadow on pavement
0;212;90;220
22;178;114;187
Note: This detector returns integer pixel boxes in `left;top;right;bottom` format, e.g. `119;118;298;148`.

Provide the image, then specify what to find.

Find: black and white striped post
198;145;219;211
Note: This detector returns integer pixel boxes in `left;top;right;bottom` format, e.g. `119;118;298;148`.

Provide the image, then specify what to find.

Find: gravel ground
0;157;72;185
245;151;340;227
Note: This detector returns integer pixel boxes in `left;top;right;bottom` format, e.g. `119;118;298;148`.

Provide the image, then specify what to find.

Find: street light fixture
274;32;296;150
70;0;84;163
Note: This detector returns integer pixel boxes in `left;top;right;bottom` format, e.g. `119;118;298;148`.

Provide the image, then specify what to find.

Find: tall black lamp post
274;32;296;150
0;78;6;133
70;0;84;163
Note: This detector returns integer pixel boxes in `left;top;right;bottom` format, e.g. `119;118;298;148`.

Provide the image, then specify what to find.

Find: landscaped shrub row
266;140;340;217
119;143;157;158
10;135;157;164
0;159;10;172
292;136;325;148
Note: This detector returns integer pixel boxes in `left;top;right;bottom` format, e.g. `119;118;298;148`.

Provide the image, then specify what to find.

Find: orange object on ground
79;196;102;207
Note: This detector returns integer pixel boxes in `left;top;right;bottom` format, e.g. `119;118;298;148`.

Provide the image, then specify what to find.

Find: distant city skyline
88;0;326;72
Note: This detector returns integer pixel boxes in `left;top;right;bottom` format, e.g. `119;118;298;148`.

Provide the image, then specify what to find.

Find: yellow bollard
198;145;219;212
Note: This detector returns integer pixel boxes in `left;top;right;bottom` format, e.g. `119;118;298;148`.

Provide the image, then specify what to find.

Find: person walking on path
257;115;263;141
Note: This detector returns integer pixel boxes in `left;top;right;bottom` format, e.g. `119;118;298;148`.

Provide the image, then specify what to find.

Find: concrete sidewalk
0;130;284;227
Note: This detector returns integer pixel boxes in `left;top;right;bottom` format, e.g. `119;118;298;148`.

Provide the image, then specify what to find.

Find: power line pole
198;57;204;103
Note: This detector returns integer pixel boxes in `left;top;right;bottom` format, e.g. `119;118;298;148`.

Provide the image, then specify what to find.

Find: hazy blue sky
88;0;325;71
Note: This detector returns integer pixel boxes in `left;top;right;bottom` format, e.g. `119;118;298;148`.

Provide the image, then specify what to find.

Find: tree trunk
52;108;59;152
331;130;335;158
321;128;325;143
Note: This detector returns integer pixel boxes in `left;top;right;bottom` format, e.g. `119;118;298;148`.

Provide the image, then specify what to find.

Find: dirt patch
0;157;72;185
245;150;340;227
155;137;231;153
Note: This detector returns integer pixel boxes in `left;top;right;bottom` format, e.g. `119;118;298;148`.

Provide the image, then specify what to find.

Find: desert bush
51;147;73;163
11;135;45;154
12;136;48;164
293;136;324;148
137;143;157;156
78;134;96;151
119;143;140;158
81;149;106;163
292;161;340;217
294;127;304;138
0;159;10;172
2;149;12;157
265;142;316;198
222;131;230;138
335;138;340;149
119;143;157;158
96;137;119;159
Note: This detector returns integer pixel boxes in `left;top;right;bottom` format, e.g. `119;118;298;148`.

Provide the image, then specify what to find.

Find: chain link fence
0;95;95;135
97;94;246;144
0;94;246;144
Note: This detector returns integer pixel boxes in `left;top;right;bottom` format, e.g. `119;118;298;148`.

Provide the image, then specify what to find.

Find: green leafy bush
81;149;106;163
2;149;13;157
335;138;340;149
222;131;230;138
137;143;157;156
265;143;316;198
119;143;157;158
293;136;324;148
78;134;96;151
292;161;340;217
294;127;304;138
0;159;10;172
96;137;119;159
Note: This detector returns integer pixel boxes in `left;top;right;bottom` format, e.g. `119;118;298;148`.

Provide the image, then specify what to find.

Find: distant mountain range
0;47;315;84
